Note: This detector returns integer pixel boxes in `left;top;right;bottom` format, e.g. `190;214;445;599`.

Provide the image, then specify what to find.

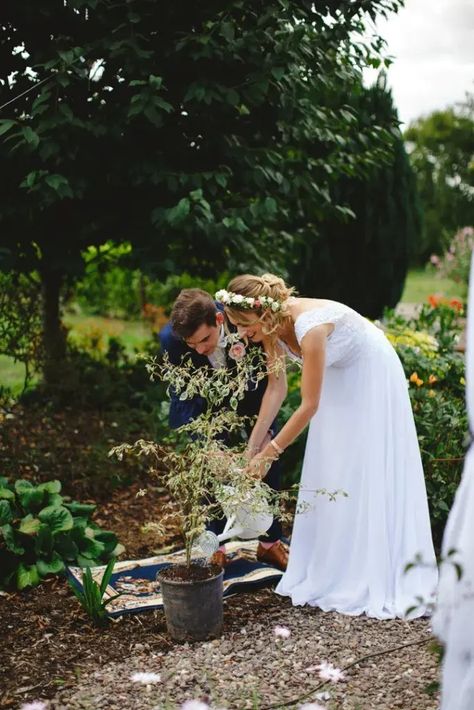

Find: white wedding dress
276;301;438;619
432;253;474;709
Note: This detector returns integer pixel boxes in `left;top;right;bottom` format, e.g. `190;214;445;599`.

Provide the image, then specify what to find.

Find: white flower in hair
214;289;282;312
215;289;230;304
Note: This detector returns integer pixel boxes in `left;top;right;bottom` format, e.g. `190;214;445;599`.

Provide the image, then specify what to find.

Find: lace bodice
281;301;381;368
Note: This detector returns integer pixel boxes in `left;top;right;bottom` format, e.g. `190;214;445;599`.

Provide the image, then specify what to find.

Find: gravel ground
48;590;439;710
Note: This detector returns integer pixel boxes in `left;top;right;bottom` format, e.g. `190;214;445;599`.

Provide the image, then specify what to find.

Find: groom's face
184;311;224;356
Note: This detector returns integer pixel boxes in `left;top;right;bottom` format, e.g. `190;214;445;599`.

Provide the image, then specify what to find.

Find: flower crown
215;289;282;312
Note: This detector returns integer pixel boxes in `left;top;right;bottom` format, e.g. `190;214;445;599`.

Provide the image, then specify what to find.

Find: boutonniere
228;341;247;361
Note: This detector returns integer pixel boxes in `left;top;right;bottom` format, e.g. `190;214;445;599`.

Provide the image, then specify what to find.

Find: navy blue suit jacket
159;317;277;436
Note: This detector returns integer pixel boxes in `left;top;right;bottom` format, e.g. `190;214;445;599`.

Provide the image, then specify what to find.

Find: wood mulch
0;401;441;709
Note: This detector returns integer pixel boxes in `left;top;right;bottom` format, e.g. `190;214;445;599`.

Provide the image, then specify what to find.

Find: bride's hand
247;445;278;480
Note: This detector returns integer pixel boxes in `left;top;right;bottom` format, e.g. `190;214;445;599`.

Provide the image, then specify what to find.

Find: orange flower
449;298;463;312
409;372;424;387
428;374;438;385
428;389;436;398
428;294;440;308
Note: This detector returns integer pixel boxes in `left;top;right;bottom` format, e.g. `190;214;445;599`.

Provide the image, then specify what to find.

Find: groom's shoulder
159;321;181;353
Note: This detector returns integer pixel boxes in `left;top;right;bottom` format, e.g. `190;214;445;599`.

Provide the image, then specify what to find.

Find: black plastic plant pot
158;564;224;642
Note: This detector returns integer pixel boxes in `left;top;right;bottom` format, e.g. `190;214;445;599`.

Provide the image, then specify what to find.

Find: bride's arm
246;341;288;455
250;326;328;472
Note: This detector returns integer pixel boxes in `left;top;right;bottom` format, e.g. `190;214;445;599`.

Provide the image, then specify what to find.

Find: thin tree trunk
41;268;67;387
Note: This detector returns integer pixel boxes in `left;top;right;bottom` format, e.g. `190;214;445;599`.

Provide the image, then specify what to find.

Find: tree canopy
404;94;474;262
0;0;403;382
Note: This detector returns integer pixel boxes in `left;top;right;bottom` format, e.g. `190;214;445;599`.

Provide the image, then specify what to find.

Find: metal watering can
194;484;273;558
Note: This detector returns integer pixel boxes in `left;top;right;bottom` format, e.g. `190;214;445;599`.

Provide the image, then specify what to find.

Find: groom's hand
245;430;273;460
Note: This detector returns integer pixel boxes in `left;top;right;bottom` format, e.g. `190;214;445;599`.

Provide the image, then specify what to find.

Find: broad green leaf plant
0;478;124;590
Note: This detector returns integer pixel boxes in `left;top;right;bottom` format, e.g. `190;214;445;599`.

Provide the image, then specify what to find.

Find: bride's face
226;311;265;343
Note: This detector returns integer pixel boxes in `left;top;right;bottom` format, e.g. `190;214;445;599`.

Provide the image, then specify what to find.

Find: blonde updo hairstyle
225;273;295;343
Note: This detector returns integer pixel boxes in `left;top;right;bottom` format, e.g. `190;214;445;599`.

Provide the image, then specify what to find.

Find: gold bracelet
270;439;284;456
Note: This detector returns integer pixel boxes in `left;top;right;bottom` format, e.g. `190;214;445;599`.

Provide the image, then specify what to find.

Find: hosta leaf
18;488;45;513
73;516;88;531
0;487;15;501
80;538;106;560
0;500;12;526
93;530;119;555
37;480;62;495
15;480;33;493
35;524;53;556
53;532;79;561
46;494;64;507
38;505;74;534
17;563;40;590
18;515;41;535
77;555;100;568
1;524;25;554
36;553;65;577
65;502;96;517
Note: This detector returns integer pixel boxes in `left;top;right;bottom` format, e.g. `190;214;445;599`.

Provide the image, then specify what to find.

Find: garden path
46;591;439;710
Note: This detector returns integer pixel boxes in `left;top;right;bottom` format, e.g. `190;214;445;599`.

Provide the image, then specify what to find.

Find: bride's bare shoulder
286;296;330;320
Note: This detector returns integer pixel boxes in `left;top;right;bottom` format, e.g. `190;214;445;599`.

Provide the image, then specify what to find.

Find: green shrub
385;301;466;546
0;478;124;590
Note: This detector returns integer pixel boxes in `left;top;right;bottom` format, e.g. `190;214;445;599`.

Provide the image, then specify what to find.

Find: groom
159;288;288;571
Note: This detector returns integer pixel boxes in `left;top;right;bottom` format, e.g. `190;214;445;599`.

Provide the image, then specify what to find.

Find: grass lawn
402;268;466;303
0;315;153;395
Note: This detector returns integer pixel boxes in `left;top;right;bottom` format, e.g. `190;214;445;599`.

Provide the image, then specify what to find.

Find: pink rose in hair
228;342;246;360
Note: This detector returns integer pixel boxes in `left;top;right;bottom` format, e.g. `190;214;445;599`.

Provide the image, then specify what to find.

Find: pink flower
228;341;246;361
274;624;291;639
315;661;346;683
430;254;440;266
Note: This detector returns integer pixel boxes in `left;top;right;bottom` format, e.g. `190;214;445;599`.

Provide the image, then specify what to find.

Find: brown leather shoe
209;550;229;568
256;541;288;571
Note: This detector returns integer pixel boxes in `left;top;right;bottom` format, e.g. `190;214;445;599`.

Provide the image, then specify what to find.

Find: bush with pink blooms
430;226;474;288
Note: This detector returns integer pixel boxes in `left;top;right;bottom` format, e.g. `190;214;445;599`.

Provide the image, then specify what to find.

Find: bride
216;273;438;619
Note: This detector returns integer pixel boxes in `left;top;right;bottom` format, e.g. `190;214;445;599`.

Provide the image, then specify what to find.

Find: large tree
0;0;402;384
404;95;474;263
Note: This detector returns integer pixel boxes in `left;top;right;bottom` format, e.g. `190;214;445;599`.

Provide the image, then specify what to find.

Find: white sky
365;0;474;126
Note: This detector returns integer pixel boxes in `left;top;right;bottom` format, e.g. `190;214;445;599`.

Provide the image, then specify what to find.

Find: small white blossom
89;59;105;81
136;488;147;497
181;702;209;710
20;703;48;710
298;703;326;710
232;294;244;303
274;624;291;639
131;671;161;684
315;661;345;683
